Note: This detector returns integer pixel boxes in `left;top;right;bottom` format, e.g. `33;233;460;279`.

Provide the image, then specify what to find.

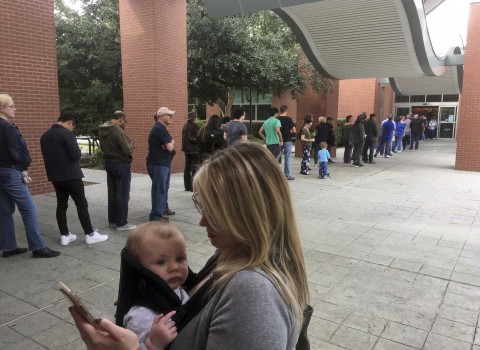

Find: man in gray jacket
99;111;136;230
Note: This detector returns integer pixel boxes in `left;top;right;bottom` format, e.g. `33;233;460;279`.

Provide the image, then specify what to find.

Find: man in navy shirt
146;107;176;222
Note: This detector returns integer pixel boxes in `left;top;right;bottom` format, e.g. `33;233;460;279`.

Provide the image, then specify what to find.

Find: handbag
296;304;314;350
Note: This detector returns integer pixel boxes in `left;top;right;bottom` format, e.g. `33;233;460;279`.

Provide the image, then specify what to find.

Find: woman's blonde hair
318;116;326;123
126;222;184;259
0;94;13;108
192;143;309;323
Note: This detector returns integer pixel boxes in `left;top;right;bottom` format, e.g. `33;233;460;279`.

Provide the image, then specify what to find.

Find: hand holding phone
58;281;95;325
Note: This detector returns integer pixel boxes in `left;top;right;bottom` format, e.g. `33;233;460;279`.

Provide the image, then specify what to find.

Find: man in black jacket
409;114;422;150
40;112;108;246
351;114;366;167
362;113;379;164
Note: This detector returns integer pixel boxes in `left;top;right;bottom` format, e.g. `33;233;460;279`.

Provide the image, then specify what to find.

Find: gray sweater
168;268;300;350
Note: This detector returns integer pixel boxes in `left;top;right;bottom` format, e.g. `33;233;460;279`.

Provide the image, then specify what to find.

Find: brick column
119;0;188;173
0;0;60;194
455;2;480;171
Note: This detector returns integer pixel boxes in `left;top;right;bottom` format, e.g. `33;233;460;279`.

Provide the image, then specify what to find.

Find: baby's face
138;233;188;290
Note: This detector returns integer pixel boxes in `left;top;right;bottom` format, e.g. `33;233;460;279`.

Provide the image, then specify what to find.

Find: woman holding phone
70;143;309;350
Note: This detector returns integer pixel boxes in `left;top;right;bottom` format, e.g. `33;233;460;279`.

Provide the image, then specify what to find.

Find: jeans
183;153;201;191
403;135;410;150
376;136;390;155
283;141;293;176
362;139;376;163
52;179;94;235
266;144;281;163
352;140;365;164
147;163;170;221
105;161;131;227
0;167;46;251
410;133;419;149
395;137;403;151
301;145;311;174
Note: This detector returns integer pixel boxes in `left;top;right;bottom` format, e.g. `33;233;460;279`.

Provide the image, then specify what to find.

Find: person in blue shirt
317;142;331;179
394;116;406;152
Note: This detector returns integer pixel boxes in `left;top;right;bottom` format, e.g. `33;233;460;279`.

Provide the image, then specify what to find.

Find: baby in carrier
115;222;216;348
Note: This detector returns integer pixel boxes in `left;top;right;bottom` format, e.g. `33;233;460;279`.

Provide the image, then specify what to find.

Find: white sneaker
60;233;77;246
85;230;109;245
116;224;137;231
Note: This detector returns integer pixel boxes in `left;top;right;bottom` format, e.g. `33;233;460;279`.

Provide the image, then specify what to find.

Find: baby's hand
146;311;177;350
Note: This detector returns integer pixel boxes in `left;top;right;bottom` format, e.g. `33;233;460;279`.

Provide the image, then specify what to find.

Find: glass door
438;106;456;138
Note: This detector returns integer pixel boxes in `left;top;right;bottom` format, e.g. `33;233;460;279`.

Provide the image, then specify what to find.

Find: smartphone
58;281;96;324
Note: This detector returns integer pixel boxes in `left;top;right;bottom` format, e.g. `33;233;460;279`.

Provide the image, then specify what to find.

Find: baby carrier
115;247;217;331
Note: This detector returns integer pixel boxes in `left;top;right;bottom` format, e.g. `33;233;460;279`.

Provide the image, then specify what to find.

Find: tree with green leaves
55;0;122;135
187;0;332;117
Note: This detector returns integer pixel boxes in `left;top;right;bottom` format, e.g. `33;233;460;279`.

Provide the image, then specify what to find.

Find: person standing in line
40;112;108;246
314;116;329;167
342;115;354;164
299;114;315;175
409;114;421;150
224;108;248;146
362;113;378;164
0;94;60;258
198;114;226;161
428;117;438;139
351;114;366;167
277;105;296;180
394;116;406;152
258;107;283;162
146;107;176;222
181;112;200;192
99;110;136;231
403;115;411;150
326;117;336;164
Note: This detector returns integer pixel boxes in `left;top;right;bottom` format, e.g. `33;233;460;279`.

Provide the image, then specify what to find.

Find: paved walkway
2;139;480;350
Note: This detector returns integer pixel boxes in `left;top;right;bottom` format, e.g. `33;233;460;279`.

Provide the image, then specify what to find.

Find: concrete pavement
2;139;480;349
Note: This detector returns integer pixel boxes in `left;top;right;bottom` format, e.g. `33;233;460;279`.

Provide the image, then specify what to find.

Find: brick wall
338;79;377;117
119;0;188;174
456;3;480;171
0;0;59;194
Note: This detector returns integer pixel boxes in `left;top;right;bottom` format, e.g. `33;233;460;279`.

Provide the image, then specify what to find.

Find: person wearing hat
181;111;200;192
147;107;176;222
99;110;136;230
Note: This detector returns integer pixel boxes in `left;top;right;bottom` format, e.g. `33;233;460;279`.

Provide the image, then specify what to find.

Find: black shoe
368;161;375;164
328;159;335;164
358;163;365;167
163;208;176;216
3;247;28;258
32;247;61;258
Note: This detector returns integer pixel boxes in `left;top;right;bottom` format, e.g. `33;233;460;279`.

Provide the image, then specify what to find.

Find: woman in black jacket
314;116;329;167
198;114;226;161
181;112;200;192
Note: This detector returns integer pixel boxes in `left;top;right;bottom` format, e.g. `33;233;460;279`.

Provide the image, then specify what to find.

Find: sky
64;0;471;54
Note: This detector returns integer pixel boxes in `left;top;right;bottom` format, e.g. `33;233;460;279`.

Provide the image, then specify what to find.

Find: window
426;95;442;102
410;95;425;103
395;95;409;103
396;107;410;116
443;94;459;102
233;89;272;120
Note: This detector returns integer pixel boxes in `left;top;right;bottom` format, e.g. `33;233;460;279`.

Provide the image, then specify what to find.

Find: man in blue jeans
147;107;176;222
0;93;60;258
277;105;296;180
99;111;136;230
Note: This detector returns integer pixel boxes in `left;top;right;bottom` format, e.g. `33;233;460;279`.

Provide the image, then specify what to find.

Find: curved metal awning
203;0;463;95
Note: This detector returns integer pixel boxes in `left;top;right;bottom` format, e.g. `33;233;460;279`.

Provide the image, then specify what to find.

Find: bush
336;118;346;147
244;121;264;142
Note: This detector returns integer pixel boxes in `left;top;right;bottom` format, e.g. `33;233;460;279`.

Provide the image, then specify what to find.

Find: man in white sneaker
40;112;108;245
99;111;136;231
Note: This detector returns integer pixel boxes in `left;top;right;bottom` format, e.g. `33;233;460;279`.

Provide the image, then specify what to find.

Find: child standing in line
317;142;331;179
123;222;190;348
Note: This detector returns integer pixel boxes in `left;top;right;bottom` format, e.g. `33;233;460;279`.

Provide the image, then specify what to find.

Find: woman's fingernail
94;318;102;324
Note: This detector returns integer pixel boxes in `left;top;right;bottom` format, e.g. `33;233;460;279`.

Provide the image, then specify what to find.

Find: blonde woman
71;143;309;350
